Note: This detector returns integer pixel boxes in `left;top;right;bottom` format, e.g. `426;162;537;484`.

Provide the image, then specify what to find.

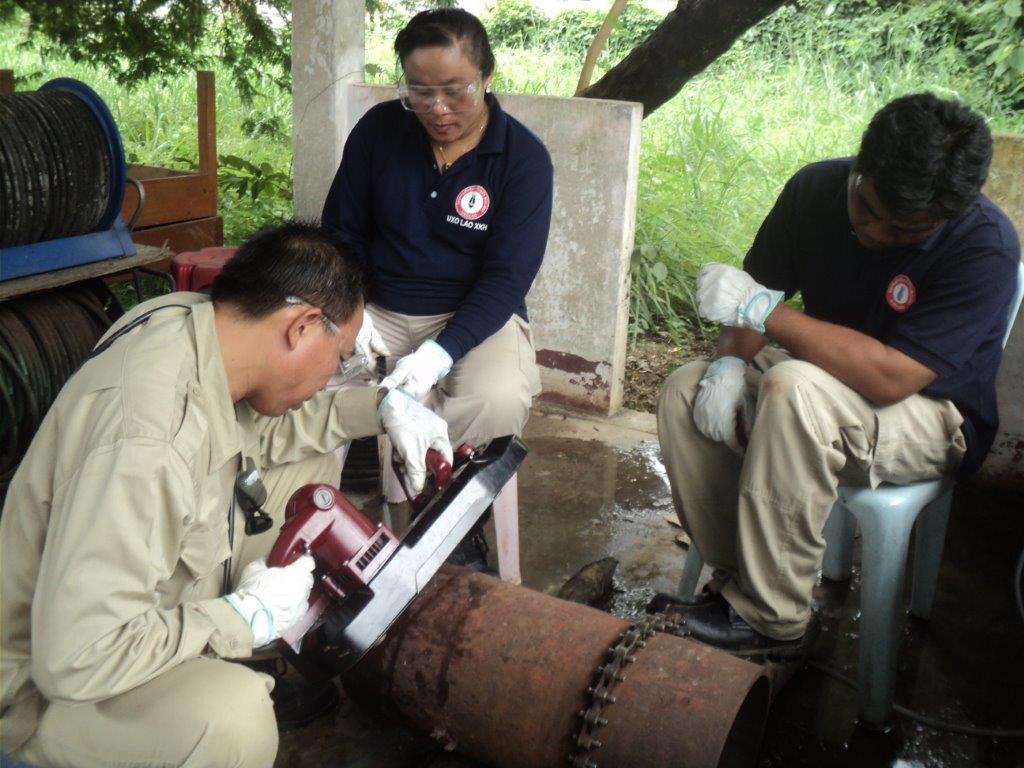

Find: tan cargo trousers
18;452;339;768
657;348;966;641
369;304;542;448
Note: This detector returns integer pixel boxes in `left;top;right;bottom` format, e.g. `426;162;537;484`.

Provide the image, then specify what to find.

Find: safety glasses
285;295;340;334
397;77;483;114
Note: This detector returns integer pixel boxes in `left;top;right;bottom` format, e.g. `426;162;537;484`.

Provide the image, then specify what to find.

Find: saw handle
266;483;401;647
393;443;474;511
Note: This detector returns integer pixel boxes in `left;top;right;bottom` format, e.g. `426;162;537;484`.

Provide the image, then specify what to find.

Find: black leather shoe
270;673;341;732
672;594;807;660
447;531;494;573
645;587;718;614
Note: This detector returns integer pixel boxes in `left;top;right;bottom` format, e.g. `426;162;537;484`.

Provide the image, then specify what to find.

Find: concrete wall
505;92;641;413
977;133;1024;492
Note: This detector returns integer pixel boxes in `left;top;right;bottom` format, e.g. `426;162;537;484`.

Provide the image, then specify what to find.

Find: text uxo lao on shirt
446;214;489;231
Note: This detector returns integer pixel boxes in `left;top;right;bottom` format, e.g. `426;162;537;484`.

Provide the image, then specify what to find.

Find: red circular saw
266;435;527;672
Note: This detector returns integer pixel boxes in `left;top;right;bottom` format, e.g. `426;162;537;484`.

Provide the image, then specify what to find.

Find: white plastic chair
678;259;1024;727
820;478;954;726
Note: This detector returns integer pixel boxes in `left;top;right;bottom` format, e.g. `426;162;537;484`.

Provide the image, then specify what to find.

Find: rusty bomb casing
346;567;770;768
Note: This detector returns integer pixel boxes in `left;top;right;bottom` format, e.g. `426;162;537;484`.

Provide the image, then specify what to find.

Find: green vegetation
483;0;661;59
2;1;1021;340
0;1;290;102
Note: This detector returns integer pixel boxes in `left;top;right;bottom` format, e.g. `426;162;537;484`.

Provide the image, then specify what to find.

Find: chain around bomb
570;612;685;768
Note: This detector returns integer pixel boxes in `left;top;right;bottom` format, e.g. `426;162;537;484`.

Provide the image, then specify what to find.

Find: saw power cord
806;660;1024;738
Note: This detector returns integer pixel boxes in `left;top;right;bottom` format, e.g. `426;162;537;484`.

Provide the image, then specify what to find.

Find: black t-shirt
744;158;1020;477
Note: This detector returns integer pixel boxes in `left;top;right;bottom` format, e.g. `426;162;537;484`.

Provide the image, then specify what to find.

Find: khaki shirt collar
191;301;244;473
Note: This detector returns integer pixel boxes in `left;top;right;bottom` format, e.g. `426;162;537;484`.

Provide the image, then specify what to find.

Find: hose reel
0;281;120;500
0;78;135;280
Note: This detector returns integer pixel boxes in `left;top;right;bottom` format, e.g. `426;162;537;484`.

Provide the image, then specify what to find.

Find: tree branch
575;0;630;95
578;0;785;116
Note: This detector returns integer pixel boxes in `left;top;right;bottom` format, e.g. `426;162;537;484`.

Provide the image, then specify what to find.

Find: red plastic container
171;246;237;292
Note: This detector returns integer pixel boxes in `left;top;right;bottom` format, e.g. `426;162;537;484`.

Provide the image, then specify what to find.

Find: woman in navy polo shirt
322;7;553;464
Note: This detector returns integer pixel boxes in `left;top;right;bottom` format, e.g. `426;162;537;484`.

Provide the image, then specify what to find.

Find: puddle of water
517;436;682;609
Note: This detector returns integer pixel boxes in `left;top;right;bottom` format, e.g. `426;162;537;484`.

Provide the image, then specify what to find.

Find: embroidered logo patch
454;185;490;220
885;274;916;312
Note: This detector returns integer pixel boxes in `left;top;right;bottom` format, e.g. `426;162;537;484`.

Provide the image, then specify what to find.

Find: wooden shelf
0;244;171;302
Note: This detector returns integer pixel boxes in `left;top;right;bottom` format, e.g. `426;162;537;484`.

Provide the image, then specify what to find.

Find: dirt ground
622;329;716;412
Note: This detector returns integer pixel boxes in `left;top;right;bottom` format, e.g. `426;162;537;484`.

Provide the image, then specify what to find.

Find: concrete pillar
978;133;1024;492
502;91;641;415
292;0;365;220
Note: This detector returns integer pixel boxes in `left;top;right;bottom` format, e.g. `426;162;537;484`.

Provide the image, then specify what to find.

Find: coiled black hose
0;281;120;500
0;90;113;248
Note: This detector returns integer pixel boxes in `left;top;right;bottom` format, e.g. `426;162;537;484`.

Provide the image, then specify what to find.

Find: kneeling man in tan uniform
1;222;450;767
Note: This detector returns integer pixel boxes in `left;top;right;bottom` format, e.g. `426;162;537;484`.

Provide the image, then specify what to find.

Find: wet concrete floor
277;406;1024;768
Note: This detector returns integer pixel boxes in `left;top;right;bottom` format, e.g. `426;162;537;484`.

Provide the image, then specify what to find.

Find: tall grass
3;3;1021;339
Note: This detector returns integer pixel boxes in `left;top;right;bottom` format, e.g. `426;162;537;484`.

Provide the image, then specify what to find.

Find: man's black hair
855;92;993;220
210;220;364;326
395;8;495;79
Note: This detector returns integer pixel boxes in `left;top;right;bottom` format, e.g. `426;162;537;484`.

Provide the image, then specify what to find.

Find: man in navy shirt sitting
654;93;1020;656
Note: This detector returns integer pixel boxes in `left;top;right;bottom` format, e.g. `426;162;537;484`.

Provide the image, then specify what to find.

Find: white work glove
378;387;454;494
380;339;453;399
224;555;315;648
693;356;755;455
355;310;390;365
697;263;785;334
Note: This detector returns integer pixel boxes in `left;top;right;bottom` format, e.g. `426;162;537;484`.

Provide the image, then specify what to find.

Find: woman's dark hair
395;8;495;78
854;92;993;220
211;220;364;326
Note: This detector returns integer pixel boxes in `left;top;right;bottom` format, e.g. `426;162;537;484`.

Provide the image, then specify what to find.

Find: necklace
436;143;454;172
435;110;489;172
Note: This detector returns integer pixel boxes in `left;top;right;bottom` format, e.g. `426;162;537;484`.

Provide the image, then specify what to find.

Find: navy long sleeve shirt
744;158;1020;477
321;94;554;363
